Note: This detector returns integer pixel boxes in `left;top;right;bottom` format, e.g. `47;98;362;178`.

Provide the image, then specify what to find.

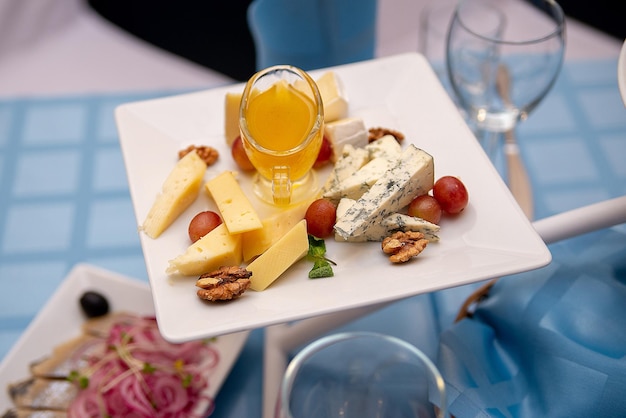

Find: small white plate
117;53;551;343
0;263;249;411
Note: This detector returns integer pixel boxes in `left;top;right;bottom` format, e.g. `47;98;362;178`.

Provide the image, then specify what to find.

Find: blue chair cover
247;0;377;71
435;228;626;417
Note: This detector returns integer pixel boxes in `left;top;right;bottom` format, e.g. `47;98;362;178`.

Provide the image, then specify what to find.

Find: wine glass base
252;171;319;206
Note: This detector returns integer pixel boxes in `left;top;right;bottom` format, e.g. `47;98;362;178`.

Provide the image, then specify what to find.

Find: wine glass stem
477;129;503;174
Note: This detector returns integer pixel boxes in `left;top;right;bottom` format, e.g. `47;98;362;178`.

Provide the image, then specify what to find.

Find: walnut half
368;127;405;143
196;266;252;301
381;231;429;263
179;145;219;166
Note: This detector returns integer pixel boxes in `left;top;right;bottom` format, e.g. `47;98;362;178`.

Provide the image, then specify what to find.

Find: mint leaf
310;261;334;279
307;235;335;279
308;235;326;257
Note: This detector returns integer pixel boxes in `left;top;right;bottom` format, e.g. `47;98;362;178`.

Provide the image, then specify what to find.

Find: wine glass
446;0;565;172
277;332;448;418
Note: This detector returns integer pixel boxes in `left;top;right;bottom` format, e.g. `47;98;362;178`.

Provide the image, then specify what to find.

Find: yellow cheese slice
141;151;207;239
247;219;309;291
205;171;263;235
166;223;242;276
316;71;348;122
241;197;314;262
224;91;243;147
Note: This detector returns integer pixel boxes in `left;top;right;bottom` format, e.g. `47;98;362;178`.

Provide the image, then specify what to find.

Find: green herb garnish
307;235;336;279
68;370;90;389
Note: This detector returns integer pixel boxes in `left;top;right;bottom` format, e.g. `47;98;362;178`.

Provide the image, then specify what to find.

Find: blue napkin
247;0;377;71
436;228;626;418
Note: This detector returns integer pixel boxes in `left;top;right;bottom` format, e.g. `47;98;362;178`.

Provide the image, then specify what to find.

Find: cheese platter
116;53;551;343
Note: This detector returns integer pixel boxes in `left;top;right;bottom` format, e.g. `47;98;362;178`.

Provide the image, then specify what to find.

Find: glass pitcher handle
272;166;291;206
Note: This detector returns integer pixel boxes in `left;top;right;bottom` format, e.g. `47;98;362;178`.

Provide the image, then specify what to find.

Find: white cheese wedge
365;135;402;160
141;151;207;239
322;145;369;197
316;71;348;122
334;145;434;240
247;219;309;291
241;197;314;262
324;117;368;162
205;171;263;235
166;223;243;276
224;91;243;147
323;156;397;202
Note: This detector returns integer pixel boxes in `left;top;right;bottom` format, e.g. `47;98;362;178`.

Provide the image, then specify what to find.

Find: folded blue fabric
436;228;626;418
247;0;377;71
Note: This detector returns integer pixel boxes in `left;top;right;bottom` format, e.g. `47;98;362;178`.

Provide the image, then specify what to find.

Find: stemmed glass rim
453;0;566;46
279;331;447;418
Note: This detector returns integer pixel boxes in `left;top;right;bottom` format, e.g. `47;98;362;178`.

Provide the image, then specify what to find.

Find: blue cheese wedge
334;198;440;242
381;213;440;242
365;135;402;159
323;156;397;201
334;198;384;242
322;135;403;201
334;145;434;240
324;117;368;162
322;144;369;197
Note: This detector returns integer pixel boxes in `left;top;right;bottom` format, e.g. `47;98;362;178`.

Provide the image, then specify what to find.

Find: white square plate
116;53;551;343
0;264;248;411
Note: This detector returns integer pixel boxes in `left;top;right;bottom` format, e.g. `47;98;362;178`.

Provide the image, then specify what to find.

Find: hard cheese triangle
247;219;309;291
141;150;207;239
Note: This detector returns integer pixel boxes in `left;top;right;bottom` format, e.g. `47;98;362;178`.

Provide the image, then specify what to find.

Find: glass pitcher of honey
239;65;324;206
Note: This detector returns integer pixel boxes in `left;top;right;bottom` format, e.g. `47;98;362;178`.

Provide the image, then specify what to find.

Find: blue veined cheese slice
334;198;440;242
334;145;434;240
334;198;386;242
365;135;402;160
322;144;369;197
323;156;397;202
381;213;440;242
322;135;403;202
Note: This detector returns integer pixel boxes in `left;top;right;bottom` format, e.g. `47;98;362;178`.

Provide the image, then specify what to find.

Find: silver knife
496;64;534;220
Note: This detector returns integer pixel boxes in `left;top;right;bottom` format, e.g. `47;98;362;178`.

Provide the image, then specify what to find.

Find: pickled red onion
67;315;218;417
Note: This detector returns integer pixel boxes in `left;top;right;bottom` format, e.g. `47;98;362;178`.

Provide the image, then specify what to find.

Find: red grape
313;136;332;168
305;198;337;238
407;194;442;224
231;136;255;171
432;176;469;214
188;211;223;242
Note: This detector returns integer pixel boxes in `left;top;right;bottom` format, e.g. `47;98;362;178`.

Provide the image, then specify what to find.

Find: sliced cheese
141;151;207;239
247;219;309;291
224;91;243;147
242;198;314;262
166;223;242;276
316;71;348;122
334;145;434;240
381;213;440;242
324;117;368;162
333;198;439;242
321;145;369;198
334;198;373;242
205;171;263;234
365;135;402;160
323;156;397;202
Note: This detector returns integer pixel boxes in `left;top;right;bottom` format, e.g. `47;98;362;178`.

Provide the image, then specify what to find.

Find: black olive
79;291;110;318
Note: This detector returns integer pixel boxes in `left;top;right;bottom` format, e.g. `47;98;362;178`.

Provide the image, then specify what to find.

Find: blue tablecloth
0;58;625;416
